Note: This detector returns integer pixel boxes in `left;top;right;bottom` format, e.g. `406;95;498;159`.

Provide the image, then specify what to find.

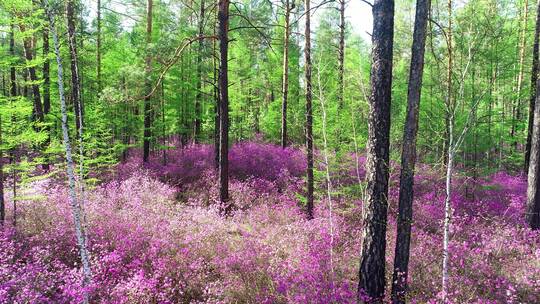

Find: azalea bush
0;142;538;303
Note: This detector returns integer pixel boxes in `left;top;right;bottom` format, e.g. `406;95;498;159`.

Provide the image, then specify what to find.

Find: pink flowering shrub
0;142;539;303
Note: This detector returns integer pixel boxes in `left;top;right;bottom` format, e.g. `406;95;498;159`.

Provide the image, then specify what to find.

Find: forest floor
0;141;539;303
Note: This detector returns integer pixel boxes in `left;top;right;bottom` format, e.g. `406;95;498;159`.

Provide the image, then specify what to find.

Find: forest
0;0;539;302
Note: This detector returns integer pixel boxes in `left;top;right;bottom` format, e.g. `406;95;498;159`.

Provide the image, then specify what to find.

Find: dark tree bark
143;0;153;163
281;0;292;148
218;0;230;208
305;0;314;220
525;0;540;174
391;0;430;302
527;70;540;228
67;0;83;134
195;0;205;143
358;0;394;302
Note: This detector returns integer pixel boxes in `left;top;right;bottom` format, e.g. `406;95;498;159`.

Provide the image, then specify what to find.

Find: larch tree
305;0;314;220
391;0;430;301
357;0;394;301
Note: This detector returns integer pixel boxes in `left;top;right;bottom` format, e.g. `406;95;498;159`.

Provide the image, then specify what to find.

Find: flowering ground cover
0;142;538;303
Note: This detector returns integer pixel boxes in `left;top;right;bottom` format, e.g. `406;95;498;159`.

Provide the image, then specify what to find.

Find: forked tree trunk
218;0;230;209
391;0;430;302
305;0;314;220
357;0;395;302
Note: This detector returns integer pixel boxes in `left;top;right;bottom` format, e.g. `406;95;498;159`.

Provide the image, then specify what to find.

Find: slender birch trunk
45;4;92;301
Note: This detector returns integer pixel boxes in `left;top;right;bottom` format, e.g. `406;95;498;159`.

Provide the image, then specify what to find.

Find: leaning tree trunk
281;0;291;148
391;0;430;302
305;0;314;220
143;0;153;163
218;0;230;209
45;3;92;302
357;0;395;302
525;0;540;173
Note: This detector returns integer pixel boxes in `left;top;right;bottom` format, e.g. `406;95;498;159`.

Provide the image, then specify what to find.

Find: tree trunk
391;0;429;302
526;0;540;173
281;0;291;148
67;0;83;134
143;0;153;163
195;0;205;143
337;0;345;110
218;0;230;209
43;28;50;115
357;0;394;302
46;5;92;301
305;0;314;220
442;0;453;300
97;0;102;94
213;12;220;169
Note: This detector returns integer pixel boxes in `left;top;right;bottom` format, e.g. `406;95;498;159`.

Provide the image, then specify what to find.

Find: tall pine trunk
305;0;314;220
526;1;540;173
357;0;394;302
218;0;230;209
391;0;429;302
